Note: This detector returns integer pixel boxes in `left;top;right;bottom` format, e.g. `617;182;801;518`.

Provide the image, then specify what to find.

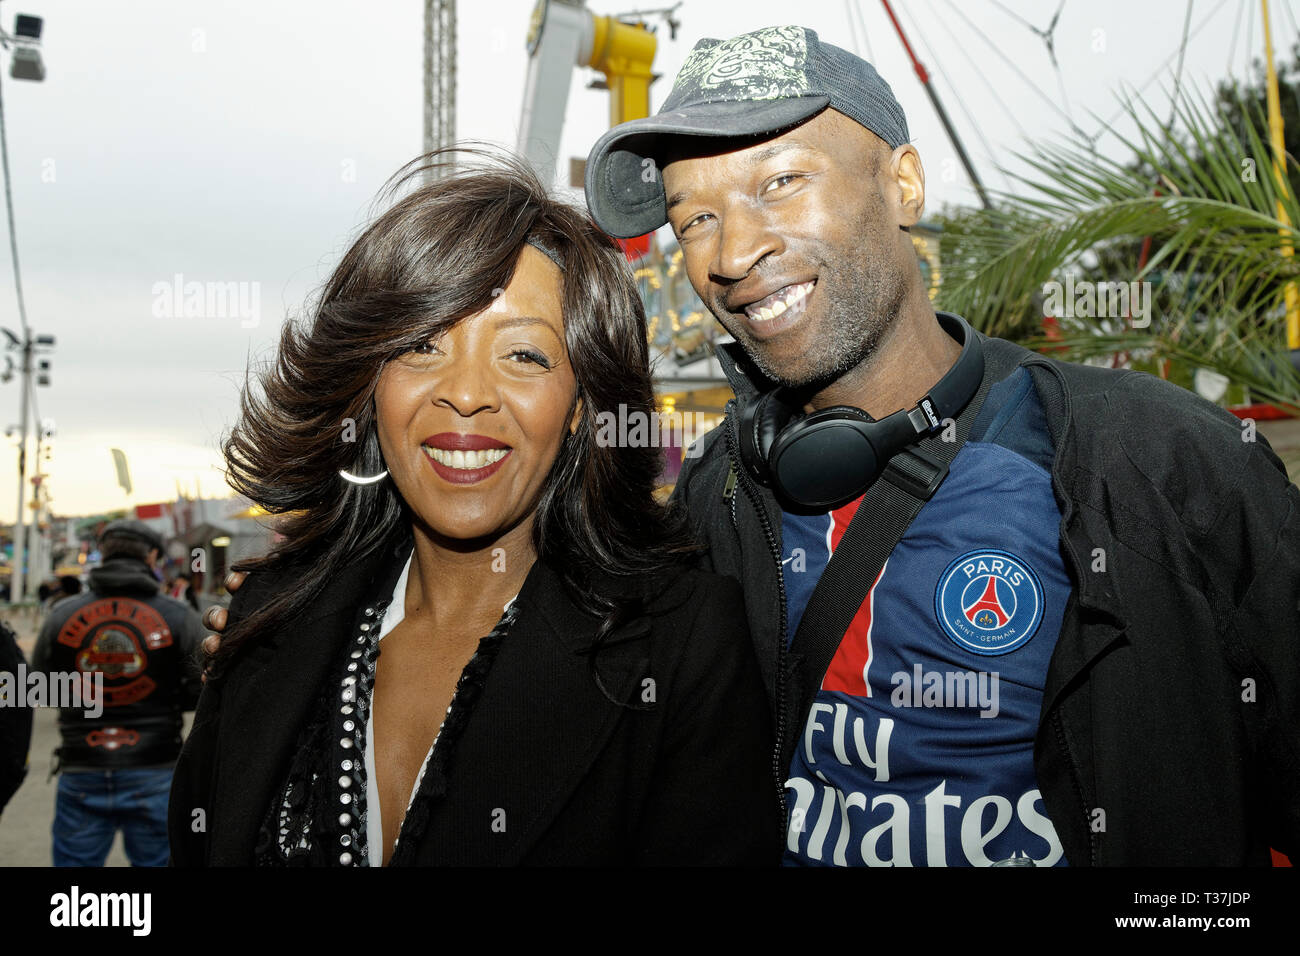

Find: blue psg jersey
781;368;1071;867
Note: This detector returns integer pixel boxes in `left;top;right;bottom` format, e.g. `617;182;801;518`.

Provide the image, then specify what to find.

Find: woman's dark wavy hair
208;146;698;683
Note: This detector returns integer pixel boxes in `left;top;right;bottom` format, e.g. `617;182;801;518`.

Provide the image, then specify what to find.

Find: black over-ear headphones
738;312;985;513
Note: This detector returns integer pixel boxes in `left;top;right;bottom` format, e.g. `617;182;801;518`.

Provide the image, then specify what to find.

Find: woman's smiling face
375;246;580;546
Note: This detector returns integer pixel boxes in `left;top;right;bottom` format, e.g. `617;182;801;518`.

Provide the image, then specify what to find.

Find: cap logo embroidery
673;25;810;100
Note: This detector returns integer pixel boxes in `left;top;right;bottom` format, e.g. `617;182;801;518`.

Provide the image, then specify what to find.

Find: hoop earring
339;469;388;485
341;419;387;484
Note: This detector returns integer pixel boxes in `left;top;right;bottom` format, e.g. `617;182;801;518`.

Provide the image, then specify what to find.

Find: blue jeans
52;768;173;867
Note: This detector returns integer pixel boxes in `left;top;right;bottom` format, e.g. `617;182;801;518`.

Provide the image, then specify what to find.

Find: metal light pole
29;416;50;594
3;327;49;601
6;328;27;600
0;7;44;601
423;0;456;162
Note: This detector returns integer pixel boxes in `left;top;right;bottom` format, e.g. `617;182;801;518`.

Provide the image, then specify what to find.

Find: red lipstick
422;433;510;450
421;433;512;485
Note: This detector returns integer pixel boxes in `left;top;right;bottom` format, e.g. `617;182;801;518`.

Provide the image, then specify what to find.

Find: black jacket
168;524;780;865
32;557;205;770
0;621;32;813
673;329;1300;866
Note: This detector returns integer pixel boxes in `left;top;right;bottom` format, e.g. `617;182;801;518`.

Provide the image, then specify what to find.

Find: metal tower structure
423;0;457;161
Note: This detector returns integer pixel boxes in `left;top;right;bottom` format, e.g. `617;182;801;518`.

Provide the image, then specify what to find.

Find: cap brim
584;95;830;239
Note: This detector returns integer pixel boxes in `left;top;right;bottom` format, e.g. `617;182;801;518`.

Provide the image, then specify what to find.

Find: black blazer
168;525;780;865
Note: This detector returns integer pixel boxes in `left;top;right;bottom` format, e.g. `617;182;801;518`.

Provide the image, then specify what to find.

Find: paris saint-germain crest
935;549;1044;656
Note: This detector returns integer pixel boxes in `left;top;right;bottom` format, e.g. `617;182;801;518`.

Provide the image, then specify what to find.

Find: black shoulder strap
782;334;1024;769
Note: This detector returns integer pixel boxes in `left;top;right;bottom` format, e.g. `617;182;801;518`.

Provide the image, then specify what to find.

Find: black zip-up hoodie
672;322;1300;866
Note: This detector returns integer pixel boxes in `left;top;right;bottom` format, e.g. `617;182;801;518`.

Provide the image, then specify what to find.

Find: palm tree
934;87;1300;416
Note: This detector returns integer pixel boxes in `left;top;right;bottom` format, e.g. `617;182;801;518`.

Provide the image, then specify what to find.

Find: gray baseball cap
585;25;909;239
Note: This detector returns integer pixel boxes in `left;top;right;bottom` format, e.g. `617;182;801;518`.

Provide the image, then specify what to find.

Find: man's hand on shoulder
200;571;246;680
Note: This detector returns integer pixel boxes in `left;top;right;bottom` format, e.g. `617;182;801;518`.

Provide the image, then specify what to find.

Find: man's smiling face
661;107;923;390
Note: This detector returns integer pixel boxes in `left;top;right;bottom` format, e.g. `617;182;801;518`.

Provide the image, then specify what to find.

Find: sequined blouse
253;551;520;866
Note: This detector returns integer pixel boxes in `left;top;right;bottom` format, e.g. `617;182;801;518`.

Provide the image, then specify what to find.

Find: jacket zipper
723;402;790;832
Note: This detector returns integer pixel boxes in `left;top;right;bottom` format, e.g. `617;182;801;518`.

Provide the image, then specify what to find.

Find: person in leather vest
32;518;204;865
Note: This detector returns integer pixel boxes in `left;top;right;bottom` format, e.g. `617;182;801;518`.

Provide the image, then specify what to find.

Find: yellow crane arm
584;14;656;126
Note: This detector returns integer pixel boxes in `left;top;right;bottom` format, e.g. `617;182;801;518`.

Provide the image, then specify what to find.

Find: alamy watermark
50;886;151;936
594;404;709;456
1042;276;1151;328
151;273;260;328
890;664;1000;718
0;666;104;718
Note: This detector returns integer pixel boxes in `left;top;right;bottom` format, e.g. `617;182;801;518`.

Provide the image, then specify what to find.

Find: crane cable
985;0;1076;133
1227;0;1246;78
902;0;1015;193
1164;1;1195;137
938;0;1092;144
922;0;1032;143
850;0;876;64
844;0;865;59
1093;0;1230;138
0;61;30;339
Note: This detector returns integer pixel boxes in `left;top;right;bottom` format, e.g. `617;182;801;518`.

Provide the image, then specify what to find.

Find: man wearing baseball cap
587;25;1300;866
32;518;205;865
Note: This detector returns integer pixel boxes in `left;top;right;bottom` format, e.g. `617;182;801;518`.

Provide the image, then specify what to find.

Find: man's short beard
730;252;910;392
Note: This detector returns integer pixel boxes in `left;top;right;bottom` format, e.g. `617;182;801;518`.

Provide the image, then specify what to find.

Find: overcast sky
0;0;1294;522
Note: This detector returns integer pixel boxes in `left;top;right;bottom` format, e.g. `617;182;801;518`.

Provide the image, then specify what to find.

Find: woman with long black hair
167;149;778;866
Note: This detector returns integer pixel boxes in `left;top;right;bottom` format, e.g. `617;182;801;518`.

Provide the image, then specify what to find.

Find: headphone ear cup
768;406;883;512
739;390;802;487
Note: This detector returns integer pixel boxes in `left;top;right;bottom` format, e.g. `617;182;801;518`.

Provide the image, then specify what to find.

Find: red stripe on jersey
821;495;881;697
